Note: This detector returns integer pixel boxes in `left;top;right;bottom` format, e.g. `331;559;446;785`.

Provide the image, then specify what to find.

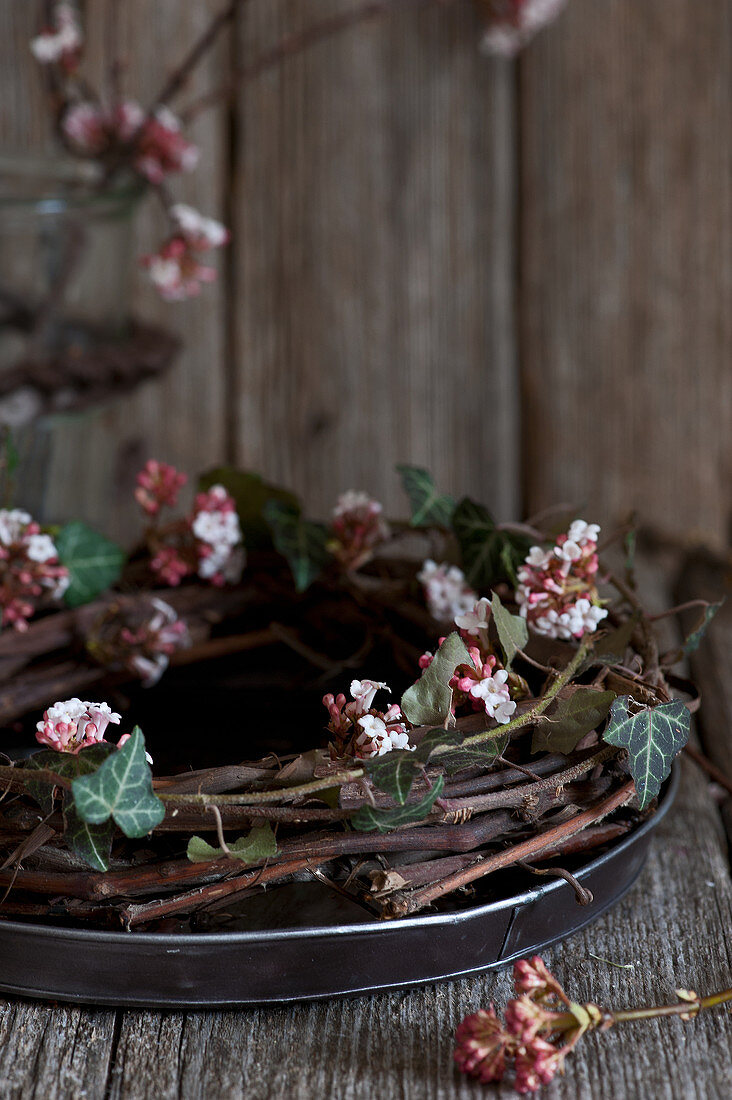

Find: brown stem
683;742;732;798
179;0;456;122
385;779;636;916
150;0;249;111
605;986;732;1027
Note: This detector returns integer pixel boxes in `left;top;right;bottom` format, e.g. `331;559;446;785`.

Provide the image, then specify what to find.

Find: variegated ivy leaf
401;632;470;726
396;464;455;527
55;521;126;608
351;775;444;833
491;591;528;670
365;728;464;804
531;688;616;756
25;744;117;870
186;823;278;864
263;499;330;592
71;728;164;838
603;695;690;809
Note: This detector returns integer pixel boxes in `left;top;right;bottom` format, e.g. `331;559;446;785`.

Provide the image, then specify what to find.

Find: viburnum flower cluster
135;461;245;588
454;955;597;1093
36;699;121;753
328;491;390;570
0;509;69;631
421;602;517;726
417;560;477;622
323;679;413;759
88;596;188;687
479;0;568;56
30;3;228;301
516;520;608;641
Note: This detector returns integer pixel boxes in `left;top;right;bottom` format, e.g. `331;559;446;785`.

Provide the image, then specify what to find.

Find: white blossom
455;596;492;636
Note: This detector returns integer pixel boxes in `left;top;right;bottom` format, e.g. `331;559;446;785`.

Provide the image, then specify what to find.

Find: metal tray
0;768;678;1008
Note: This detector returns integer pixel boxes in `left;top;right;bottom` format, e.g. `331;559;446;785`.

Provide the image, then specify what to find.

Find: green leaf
491;592;528;671
439;732;509;776
351;775;444;833
531;689;616;755
603;696;690;809
63;802;114;872
682;600;725;656
396;465;454;527
366;751;421;805
582;613;640;672
401;632;470;726
186;823;279;864
25;743;116;815
263;499;330;592
452;498;531;588
71;728;164;838
55;521;125;608
198;467;299;550
366;729;464;805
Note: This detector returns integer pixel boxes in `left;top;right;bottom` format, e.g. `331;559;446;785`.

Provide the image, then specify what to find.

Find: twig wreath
0;460;717;931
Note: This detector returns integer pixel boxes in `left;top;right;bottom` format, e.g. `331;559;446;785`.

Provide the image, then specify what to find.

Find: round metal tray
0;769;678;1008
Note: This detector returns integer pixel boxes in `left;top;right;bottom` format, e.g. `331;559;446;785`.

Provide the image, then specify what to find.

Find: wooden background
0;0;730;548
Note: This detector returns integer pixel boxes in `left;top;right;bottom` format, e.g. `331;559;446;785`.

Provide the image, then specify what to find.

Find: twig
683;743;732;798
518;860;594;905
149;0;249;111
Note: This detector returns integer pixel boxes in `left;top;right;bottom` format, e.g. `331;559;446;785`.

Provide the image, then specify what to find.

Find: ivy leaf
351;775;444;833
263;499;330;592
452;498;531;588
491;592;528;670
198;467;299;550
682;600;725;656
439;732;510;776
401;632;470;726
603;696;690;809
63;803;114;872
186;823;279;864
365;728;464;805
24;743;116;815
71;728;164;838
581;613;640;672
396;465;454;527
531;689;616;755
55;521;125;608
366;751;421;805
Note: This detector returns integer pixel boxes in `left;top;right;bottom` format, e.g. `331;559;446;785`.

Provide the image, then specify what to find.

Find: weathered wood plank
233;0;519;520
519;0;732;548
0;998;116;1100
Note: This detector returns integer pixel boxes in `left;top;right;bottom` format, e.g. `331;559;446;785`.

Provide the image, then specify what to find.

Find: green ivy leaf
531;689;617;755
491;592;528;670
396;465;454;527
452;498;531;588
401;632;470;726
63;803;114;872
55;521;125;608
24;743;116;815
365;728;464;805
439;732;509;776
603;696;690;809
186;823;279;864
351;775;444;833
263;499;330;592
682;600;725;656
71;728;164;838
198;467;299;550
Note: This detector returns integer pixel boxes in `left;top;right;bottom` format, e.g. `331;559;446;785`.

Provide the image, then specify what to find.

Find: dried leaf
531;689;617;755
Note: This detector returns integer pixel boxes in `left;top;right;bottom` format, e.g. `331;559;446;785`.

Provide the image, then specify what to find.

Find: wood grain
519;0;732;547
232;0;519;520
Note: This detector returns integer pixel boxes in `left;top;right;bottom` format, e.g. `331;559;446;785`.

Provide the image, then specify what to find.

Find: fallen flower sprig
455;955;732;1094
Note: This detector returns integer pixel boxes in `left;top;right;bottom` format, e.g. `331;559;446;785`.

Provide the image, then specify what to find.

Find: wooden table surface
1;555;731;1099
